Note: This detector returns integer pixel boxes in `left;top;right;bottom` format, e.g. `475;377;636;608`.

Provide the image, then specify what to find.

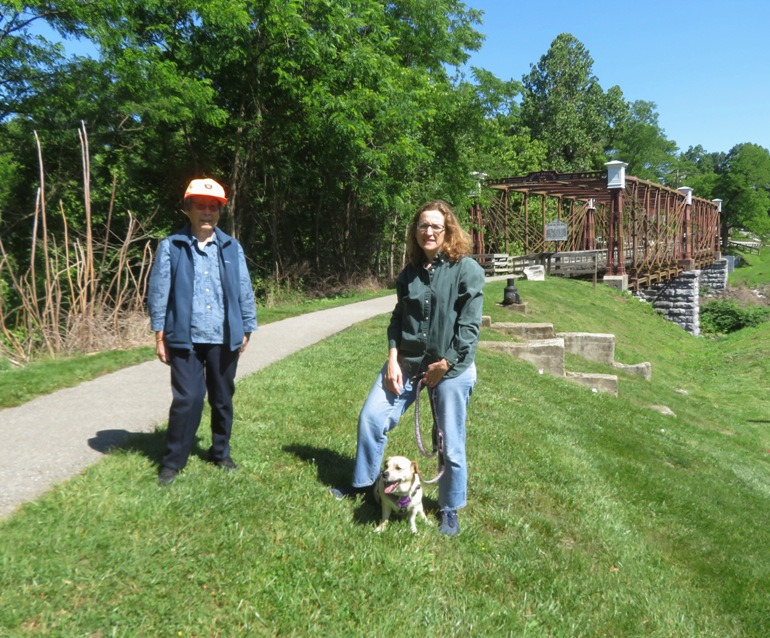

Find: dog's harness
388;483;422;512
413;374;445;484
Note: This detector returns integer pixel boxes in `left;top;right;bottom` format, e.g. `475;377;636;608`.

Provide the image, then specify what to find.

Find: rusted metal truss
472;169;721;289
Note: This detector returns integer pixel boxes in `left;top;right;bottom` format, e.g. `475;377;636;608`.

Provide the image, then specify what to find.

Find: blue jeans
352;362;476;511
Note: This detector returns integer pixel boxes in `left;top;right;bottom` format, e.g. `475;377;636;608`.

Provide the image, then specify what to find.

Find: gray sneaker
158;466;178;486
439;509;460;536
214;457;239;471
330;485;370;499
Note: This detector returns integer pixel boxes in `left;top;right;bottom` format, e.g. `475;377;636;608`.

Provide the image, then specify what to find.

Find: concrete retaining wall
480;339;565;377
493;322;555;340
557;332;615;364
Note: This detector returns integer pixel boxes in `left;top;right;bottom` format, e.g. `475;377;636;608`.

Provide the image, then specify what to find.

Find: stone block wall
636;271;701;336
634;259;728;336
700;258;728;294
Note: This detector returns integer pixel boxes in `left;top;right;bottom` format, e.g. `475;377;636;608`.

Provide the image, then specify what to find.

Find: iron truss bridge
469;162;722;291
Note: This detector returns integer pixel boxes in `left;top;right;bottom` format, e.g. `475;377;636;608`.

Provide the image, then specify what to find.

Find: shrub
701;299;770;334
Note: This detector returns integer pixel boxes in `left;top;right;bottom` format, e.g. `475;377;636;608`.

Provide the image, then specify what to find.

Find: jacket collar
170;223;233;247
421;251;448;269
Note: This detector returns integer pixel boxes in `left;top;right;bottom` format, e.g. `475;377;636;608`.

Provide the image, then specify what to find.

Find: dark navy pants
163;343;240;470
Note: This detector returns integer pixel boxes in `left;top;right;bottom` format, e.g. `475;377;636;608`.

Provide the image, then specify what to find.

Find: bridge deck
473;249;718;289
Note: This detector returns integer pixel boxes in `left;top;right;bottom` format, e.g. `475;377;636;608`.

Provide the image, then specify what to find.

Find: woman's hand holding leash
423;358;449;388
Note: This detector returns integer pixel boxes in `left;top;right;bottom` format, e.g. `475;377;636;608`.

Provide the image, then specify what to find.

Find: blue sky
461;0;770;155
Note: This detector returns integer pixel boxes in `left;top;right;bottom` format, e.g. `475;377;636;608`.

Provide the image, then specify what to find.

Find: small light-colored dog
373;456;431;533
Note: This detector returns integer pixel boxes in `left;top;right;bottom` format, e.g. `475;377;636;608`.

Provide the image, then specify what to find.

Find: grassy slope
1;277;769;636
727;247;770;288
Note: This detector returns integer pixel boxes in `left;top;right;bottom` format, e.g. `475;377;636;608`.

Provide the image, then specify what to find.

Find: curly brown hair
406;200;472;266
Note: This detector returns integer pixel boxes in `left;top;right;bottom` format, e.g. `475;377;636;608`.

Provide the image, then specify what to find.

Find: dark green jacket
388;253;485;378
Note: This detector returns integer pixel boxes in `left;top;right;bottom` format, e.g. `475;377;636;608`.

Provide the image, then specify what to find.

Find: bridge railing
727;240;761;254
544;250;606;277
470;253;514;275
472;250;607;278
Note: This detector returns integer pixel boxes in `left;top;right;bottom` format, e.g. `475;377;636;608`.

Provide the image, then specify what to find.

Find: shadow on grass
282;443;375;526
282;443;354;488
86;428;196;468
282;442;440;527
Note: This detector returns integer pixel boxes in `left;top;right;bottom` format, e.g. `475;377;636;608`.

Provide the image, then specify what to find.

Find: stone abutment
634;258;728;336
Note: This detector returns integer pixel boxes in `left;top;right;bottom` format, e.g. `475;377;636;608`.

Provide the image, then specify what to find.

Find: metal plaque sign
545;220;568;242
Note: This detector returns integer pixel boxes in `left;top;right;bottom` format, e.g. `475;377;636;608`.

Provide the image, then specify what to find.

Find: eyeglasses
417;223;445;234
192;201;220;212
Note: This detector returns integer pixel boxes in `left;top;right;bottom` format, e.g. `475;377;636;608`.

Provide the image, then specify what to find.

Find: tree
520;33;624;172
672;145;724;198
715;143;770;244
461;68;545;180
609;100;678;183
0;5;63;121
3;0;490;285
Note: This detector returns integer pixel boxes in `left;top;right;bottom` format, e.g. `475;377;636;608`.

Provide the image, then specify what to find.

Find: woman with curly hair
331;200;485;536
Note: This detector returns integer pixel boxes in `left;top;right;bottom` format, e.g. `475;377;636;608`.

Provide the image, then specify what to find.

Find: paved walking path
0;295;397;519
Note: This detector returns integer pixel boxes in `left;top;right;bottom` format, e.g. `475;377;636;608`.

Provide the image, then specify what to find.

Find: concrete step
557;332;615;364
565;371;618;396
481;338;620;396
481;318;652;396
492;322;555;340
481;313;651;396
479;338;565;377
611;361;652;381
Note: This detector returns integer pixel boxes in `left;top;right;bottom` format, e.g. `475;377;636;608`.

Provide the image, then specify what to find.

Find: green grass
2;278;770;636
727;246;770;288
0;288;392;408
0;347;155;407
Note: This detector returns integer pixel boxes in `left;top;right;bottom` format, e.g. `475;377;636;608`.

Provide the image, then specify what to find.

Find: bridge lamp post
605;161;628;288
677;186;694;266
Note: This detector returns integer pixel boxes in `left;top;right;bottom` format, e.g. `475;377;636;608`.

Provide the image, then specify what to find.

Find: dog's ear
411;460;419;475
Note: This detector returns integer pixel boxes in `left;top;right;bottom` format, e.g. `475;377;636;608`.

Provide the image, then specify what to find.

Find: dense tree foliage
609;99;678;183
674;145;725;196
1;8;768;297
3;0;500;285
716;143;770;243
519;33;626;172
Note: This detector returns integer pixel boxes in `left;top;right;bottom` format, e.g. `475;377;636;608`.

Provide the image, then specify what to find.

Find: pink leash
414;375;445;484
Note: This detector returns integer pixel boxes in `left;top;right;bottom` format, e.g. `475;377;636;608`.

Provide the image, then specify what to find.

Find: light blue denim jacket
148;224;257;351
